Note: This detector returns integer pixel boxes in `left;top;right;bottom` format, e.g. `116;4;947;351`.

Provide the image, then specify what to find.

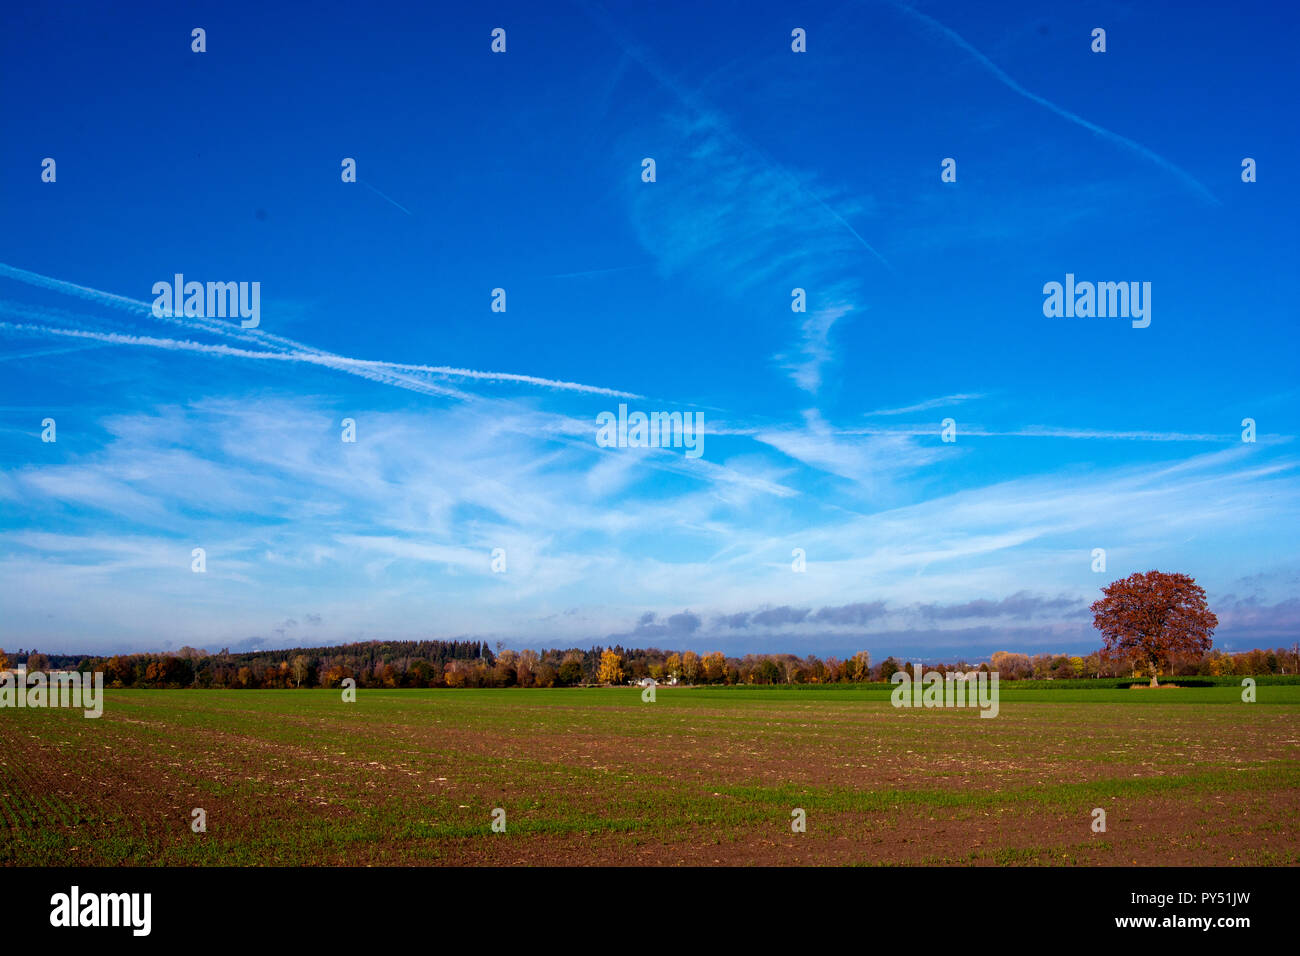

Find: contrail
0;342;109;362
865;393;985;416
0;294;471;399
883;1;1219;205
362;181;414;216
813;197;893;272
0;321;470;399
0;263;157;315
338;357;640;397
836;424;1237;442
0;262;642;398
0;313;642;400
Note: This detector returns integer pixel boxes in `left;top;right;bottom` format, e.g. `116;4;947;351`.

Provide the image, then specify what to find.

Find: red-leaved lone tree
1091;570;1218;686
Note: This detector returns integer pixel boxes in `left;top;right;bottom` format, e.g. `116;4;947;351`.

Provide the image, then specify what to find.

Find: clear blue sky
1;0;1296;659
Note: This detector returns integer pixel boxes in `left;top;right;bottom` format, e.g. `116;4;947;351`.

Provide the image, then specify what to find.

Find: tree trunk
1149;660;1160;688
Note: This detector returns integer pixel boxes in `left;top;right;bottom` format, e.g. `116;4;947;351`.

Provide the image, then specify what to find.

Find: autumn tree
516;649;539;687
319;662;352;687
1091;570;1218;686
557;653;585;686
0;648;8;671
665;653;682;680
493;649;519;687
444;660;470;688
1081;653;1102;678
681;651;701;684
990;651;1032;680
878;657;900;682
849;651;872;682
702;651;726;683
802;655;827;683
597;648;624;685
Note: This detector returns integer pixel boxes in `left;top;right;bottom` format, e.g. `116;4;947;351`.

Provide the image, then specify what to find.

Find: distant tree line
0;641;1295;690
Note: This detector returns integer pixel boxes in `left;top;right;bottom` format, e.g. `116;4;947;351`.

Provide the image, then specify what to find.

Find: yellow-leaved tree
597;648;624;685
681;651;701;684
665;653;682;680
702;651;726;683
850;651;872;682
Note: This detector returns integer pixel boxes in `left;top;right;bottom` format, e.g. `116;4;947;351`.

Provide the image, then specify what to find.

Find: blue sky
1;0;1296;659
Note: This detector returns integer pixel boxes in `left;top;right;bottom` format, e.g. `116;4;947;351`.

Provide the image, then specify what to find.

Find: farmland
1;686;1297;866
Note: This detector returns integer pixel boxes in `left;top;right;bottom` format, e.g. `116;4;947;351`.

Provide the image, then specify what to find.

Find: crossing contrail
883;0;1219;205
0;262;641;399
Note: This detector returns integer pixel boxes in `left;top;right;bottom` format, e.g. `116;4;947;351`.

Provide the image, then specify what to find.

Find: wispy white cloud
589;4;887;394
6;392;1293;655
624;114;878;393
753;408;943;488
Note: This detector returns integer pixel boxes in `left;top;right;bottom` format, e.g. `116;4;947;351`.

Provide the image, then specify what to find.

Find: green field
2;686;1297;866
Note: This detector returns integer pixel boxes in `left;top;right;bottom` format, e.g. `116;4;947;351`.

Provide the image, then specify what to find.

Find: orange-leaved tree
1091;570;1218;686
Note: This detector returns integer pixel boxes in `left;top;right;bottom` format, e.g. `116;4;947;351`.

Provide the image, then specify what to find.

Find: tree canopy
1091;570;1218;686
